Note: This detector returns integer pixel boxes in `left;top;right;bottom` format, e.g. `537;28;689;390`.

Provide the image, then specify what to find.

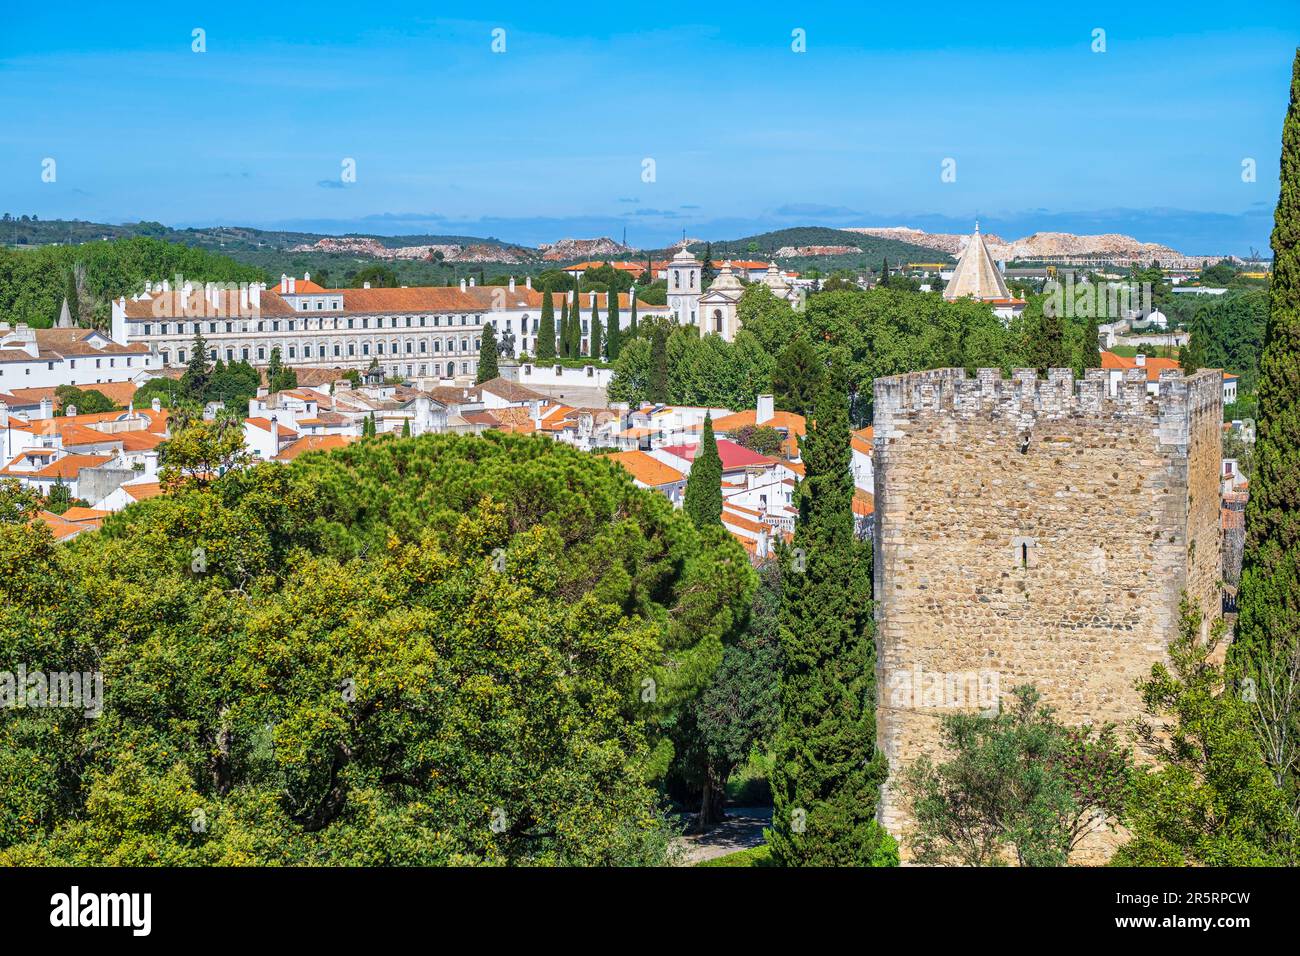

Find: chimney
1135;354;1147;367
250;282;261;308
363;281;372;290
469;276;476;287
525;276;532;290
152;398;162;414
459;278;467;293
279;275;288;294
509;276;516;293
756;393;775;425
0;402;8;428
39;397;52;420
288;277;296;294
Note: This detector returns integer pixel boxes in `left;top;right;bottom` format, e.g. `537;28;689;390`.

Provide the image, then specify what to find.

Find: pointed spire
943;223;1010;302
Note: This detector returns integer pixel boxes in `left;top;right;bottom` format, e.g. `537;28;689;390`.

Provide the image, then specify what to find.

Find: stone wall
872;366;1222;862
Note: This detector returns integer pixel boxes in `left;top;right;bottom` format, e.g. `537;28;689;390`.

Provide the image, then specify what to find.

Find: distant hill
0;218;514;254
685;226;951;268
2;218;954;287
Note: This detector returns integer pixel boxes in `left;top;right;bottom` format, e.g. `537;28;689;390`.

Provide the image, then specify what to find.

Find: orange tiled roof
604;450;685;487
123;482;163;501
245;417;298;438
723;510;769;534
852;489;875;517
274;434;357;462
1101;351;1184;382
32;454;113;480
34;510;101;541
60;506;111;522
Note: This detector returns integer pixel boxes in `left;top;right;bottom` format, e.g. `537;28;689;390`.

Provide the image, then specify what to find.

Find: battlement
873;367;1222;450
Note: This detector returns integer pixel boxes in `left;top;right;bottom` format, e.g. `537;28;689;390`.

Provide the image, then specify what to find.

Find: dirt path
671;806;772;865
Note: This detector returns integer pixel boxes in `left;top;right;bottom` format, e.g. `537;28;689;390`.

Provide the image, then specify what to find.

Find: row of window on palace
131;313;545;337
159;336;495;364
132;314;608;338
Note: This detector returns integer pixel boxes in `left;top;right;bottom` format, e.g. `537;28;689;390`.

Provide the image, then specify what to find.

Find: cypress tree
568;293;583;358
1082;315;1102;370
1236;48;1300;668
401;418;411;438
649;326;669;403
701;242;715;286
63;267;80;326
683;412;723;528
559;295;571;359
538;290;557;360
476;325;499;383
589;295;602;360
606;289;622;360
769;361;895;866
183;329;210;401
879;257;889;288
1030;306;1070;373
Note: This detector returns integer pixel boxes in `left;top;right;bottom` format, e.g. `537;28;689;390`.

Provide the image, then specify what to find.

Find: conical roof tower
943;222;1011;301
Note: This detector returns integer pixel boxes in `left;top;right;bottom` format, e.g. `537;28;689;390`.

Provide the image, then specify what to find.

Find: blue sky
2;1;1297;253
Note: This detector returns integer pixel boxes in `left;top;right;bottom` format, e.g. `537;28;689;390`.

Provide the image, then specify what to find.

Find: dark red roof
660;439;775;471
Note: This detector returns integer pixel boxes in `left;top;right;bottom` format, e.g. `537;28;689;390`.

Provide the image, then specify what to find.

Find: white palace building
111;274;673;381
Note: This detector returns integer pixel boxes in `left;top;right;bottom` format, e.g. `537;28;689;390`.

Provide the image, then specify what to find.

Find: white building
1;323;157;391
666;248;702;329
111;275;670;381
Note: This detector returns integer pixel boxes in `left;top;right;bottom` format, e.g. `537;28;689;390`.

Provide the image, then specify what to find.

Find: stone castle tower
871;365;1223;861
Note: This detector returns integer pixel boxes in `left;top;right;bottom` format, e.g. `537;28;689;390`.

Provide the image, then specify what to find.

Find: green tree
401;418;411;438
537;289;556;360
680;561;783;828
1027;304;1070;373
701;243;715;287
45;478;72;515
1116;599;1300;865
159;406;249;486
559;295;571;359
0;477;41;523
183;329;210;401
572;293;587;356
649;326;669;403
1082;315;1102;370
771;336;824;416
589;296;602;361
350;265;399;288
904;686;1130;866
730;424;786;457
267;348;298;393
606;291;622;360
768;362;895;866
0;434;751;866
53;385;116;416
1236;48;1300;681
684;413;723;529
477;326;499;383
